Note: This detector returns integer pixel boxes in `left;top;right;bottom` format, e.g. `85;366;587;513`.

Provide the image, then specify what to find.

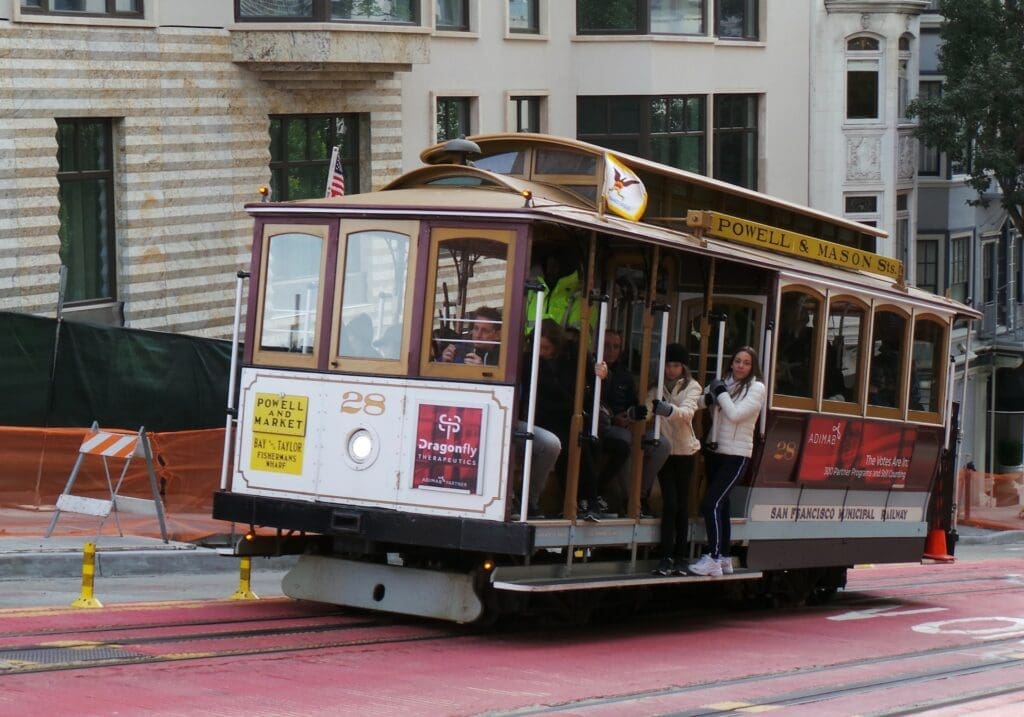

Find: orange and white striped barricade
45;422;168;543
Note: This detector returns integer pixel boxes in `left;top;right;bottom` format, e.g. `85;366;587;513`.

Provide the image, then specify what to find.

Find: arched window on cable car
867;307;911;418
822;295;869;415
909;314;948;422
773;286;825;409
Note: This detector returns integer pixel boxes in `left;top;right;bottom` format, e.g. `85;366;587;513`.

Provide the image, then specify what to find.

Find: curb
956;529;1024;546
0;550;298;580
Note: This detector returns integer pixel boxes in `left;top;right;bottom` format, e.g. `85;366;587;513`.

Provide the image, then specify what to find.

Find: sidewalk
0;505;294;580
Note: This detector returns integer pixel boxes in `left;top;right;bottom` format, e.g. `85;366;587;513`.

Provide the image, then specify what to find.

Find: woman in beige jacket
647;343;703;576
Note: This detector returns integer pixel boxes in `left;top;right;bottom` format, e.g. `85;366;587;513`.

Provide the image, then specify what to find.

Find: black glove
709;378;728;396
703;392;716;407
626;403;648;421
652;399;673;418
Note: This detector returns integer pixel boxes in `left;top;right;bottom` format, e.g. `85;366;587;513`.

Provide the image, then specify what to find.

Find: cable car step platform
491;560;762;593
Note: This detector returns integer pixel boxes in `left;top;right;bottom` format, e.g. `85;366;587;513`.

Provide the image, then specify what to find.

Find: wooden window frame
907;312;949;426
327;219;420;376
419;227;515;383
771;285;826;412
820;294;870;417
251;223;332;370
865;304;912;421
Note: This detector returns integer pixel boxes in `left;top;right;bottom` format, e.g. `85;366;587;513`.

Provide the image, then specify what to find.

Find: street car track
501;634;1024;715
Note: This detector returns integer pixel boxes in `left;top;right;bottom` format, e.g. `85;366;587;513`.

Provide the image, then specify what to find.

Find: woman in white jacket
647;343;703;576
689;346;766;577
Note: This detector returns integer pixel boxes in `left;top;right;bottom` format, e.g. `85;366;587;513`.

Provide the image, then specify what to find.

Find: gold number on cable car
774;441;798;462
341;391;386;416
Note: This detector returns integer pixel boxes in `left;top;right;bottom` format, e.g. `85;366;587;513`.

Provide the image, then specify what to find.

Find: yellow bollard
229;556;259;600
71;541;103;608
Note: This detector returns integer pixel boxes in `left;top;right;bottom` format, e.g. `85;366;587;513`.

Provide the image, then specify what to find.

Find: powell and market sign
686;210;903;282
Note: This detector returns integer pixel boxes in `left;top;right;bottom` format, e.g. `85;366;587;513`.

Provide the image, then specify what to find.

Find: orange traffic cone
922;529;954;562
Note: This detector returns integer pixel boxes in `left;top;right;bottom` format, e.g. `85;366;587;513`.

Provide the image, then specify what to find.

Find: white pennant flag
603;153;648;222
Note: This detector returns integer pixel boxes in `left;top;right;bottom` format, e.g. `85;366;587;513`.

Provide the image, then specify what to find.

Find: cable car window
259;231;322;355
535;149;597;176
868;310;908;409
475;151;527;175
338;230;409;361
423;230;513;380
825;298;866;404
912;317;943;413
775;290;821;399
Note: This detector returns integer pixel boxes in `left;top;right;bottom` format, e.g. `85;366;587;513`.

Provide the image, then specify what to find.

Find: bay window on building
949;235;970;304
916;238;938;294
269;114;361;201
57;118;117;305
846;36;881;121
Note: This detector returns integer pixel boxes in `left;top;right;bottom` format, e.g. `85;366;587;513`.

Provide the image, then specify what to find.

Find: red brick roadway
2;558;1024;716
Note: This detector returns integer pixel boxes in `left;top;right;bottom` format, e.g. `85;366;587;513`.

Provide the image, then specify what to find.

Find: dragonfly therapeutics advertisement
413;403;484;493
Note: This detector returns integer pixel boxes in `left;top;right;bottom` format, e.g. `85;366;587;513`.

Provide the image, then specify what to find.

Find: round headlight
348;429;374;463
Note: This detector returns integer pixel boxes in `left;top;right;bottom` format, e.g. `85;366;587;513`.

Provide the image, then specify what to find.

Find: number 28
341;391;385;416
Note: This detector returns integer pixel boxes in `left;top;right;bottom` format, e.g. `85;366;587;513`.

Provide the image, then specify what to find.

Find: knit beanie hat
665;343;689;365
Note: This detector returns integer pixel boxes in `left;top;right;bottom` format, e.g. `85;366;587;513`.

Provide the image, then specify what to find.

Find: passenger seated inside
439;306;502;365
868;312;921;409
775;293;816;397
339;313;381;359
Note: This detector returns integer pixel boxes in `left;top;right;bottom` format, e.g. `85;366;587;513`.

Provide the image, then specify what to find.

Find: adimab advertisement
797;416;916;488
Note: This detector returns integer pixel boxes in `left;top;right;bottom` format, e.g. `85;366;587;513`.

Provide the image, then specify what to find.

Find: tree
908;0;1024;239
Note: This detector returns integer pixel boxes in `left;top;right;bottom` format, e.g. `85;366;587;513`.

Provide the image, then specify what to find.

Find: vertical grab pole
652;308;670;441
760;323;773;436
589;300;609;437
519;284;546;522
709;314;727;446
220;271;249;492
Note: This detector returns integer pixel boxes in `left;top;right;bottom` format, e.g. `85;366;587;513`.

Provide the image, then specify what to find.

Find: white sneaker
689;553;723;577
719;556;734;575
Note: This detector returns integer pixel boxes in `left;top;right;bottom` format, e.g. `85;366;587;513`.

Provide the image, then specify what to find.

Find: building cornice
824;0;931;14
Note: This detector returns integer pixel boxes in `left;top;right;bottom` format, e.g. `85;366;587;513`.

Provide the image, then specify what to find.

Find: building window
56;119;117;305
844;194;880;228
511;96;541;133
437;97;472;141
577;94;706;174
950;235;969;303
22;0;142;15
896;191;911;278
917;80;942;175
237;0;418;24
716;0;757;40
436;0;468;30
576;0;704;35
916;238;938;294
509;0;539;33
269;114;360;201
713;94;758;189
846;35;881;121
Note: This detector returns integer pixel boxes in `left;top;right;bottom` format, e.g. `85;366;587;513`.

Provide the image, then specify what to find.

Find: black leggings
700;453;748;558
657;454;696;560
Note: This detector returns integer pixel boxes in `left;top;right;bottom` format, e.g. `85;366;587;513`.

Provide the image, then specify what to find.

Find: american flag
325;145;346;198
